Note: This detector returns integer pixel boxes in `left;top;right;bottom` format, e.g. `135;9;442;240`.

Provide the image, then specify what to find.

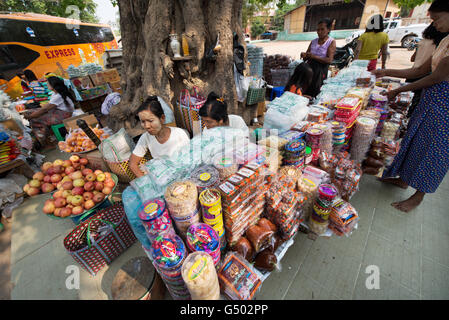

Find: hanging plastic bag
99;128;136;162
234;64;250;103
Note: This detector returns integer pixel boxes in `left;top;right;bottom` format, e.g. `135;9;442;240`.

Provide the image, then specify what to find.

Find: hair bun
145;96;158;102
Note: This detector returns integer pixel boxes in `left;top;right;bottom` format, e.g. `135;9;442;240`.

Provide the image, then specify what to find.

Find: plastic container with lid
138;198;175;243
213;156;238;180
186;223;221;266
306;128;324;148
190;165;220;191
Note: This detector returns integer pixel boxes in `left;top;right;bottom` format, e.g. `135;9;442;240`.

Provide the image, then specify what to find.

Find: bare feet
391;192;425;213
379;177;408;189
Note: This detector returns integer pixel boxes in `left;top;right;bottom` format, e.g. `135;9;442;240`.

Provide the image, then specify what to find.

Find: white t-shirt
133;127;190;159
49;93;75;113
202;115;249;134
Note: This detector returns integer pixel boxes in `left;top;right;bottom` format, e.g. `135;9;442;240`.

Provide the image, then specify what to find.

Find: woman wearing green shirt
354;14;389;71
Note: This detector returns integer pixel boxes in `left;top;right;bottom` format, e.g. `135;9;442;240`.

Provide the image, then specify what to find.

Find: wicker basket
105;151;152;183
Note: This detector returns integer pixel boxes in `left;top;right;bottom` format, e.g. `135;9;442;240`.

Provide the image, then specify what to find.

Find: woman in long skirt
372;0;449;212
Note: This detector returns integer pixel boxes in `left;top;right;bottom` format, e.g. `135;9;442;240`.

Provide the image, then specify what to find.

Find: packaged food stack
198;189;225;248
165;180;200;239
329;199;359;236
181;251;220;300
297;175;318;220
359;109;381;124
150;234;190;300
369;93;388;109
291;121;311;133
138;198;176;244
279;130;305;143
0;132;20;166
247;45;264;78
185;223;221;267
305;128;323;165
258;134;289;151
313;123;333;156
309;184;338;235
328;153;363;201
190;165;220;192
279;166;303;183
283;139;306;168
350;117;377;164
255;146;282;173
334;97;362;151
217;252;262;300
331;120;346;147
380;121;400;141
265;175;306;240
219;164;267;245
391;92;413;113
367;106;388;135
308;105;333;121
362;138;400;175
213;156;238;180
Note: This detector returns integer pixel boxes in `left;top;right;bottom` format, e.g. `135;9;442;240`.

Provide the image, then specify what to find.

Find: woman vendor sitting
129;96;190;178
24;76;75;146
199;92;248;134
284;62;314;100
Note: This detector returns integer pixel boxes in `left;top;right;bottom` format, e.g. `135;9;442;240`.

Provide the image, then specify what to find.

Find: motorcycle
407;36;422;51
331;39;356;70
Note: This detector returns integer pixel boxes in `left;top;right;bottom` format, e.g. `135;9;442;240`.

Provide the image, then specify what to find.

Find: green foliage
392;0;433;10
251;17;267;38
0;0;99;23
242;0;272;29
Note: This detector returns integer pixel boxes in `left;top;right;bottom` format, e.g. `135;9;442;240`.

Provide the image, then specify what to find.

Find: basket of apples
42;155;118;219
23;156;90;197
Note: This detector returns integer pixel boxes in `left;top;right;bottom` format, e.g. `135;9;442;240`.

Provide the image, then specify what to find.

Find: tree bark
108;0;247;137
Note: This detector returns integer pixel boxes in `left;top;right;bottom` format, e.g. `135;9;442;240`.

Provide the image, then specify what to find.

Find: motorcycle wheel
401;36;414;48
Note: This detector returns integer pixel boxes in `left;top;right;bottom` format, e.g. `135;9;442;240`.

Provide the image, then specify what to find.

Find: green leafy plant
251;17;267;38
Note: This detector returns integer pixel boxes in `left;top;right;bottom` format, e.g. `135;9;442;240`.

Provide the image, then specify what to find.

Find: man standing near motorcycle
354;14;389;71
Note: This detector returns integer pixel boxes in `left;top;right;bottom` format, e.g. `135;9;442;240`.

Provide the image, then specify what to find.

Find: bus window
0;45;40;80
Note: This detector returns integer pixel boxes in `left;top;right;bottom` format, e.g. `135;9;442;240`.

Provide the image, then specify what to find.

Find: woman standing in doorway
301;18;336;97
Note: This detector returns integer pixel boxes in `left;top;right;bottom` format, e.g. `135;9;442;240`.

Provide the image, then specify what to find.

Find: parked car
345;18;429;48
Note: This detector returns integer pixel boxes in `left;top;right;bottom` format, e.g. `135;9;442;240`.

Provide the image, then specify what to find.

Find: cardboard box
71;76;94;90
63;114;99;131
89;72;107;87
108;80;121;92
103;68;120;83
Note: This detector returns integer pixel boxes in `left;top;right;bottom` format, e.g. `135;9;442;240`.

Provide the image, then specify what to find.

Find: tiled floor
6;147;449;299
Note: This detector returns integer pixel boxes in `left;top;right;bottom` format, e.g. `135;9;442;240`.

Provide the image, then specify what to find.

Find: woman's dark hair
199;92;229;124
23;69;38;82
429;0;449;13
366;14;384;33
422;22;449;46
318;18;332;31
47;76;75;107
136;96;165;119
285;62;313;94
17;72;24;78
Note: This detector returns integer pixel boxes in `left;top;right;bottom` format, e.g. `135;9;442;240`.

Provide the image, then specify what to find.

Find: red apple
96;173;106;182
66;195;74;204
82;168;93;176
93;190;100;195
102;186;112;195
52;182;58;188
63;160;72;168
71;187;84;196
84;199;95;210
41;162;53;173
84;181;94;192
41;183;55;193
46;166;55;176
29;179;41;188
27;187;40;197
71;171;83;180
53;190;63;199
71;195;84;206
80;165;86;171
70;155;80;163
62;181;73;190
83;192;94;201
73;162;82;170
94;181;104;191
94;170;103;176
33;172;45;181
72;206;84;215
23;184;30;193
65;166;75;175
43;200;55;214
53;208;62;217
79;158;89;166
60;207;72;218
54;197;67;208
104;179;115;188
53;165;63;175
85;173;96;182
93;192;105;204
50;174;62;183
43;175;52;183
104;172;112;179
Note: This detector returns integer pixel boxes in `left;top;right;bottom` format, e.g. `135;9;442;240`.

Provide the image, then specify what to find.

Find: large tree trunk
108;0;247;137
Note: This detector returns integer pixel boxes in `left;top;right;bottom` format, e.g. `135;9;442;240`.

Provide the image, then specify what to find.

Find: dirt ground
254;40;414;70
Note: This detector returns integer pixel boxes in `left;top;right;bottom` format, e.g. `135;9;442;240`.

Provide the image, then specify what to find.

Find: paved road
254;40;414;70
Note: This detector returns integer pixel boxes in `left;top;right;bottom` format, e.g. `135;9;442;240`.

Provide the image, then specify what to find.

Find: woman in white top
25;76;75;146
129;96;190;178
199;92;248;134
